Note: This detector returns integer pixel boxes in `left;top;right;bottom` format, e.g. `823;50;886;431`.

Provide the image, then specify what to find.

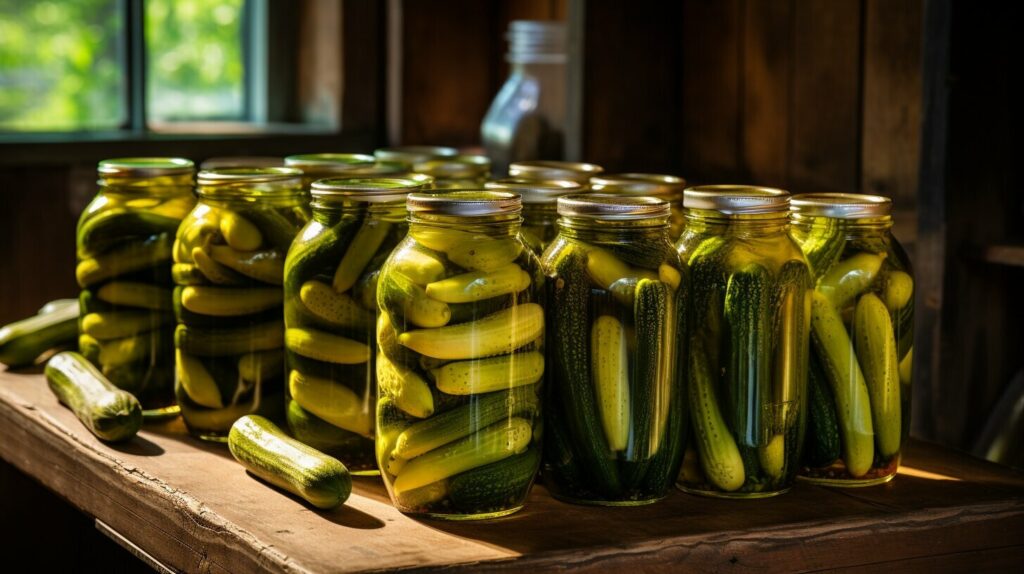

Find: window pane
0;0;124;131
145;0;247;122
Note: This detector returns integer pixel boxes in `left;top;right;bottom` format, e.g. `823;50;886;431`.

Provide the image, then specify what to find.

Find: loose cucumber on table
0;300;80;368
45;351;142;442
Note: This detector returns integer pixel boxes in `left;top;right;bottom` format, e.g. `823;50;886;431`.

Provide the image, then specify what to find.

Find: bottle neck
409;212;521;238
685;209;790;238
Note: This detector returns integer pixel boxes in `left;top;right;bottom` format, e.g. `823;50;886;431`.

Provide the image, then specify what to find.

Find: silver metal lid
485;178;582;204
590;173;686;201
200;156;285;170
509;160;604;184
407;191;521;217
790;192;893;219
557;193;670;220
375;146;459;165
98;157;194;178
284;153;376;173
683;185;790;214
197;167;303;186
413;155;491;180
311;177;430;202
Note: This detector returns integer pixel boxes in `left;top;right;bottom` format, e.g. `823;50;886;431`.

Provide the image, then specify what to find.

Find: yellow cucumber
97;282;173;311
219;210;263;251
758;434;786;481
399;303;544;360
391;246;446;285
76;236;173;288
176;349;224;409
424;263;531;303
209;245;285;285
446;237;523;272
410;227;474;252
333;220;392;292
97;332;160;367
379;272;451;328
238;350;285;382
431;351;544;395
658;264;682;289
899;347;913;386
299;280;372;330
395;480;449;509
590;315;630;452
585;247;657;306
884;270;914;313
172;263;207;286
817;252;886;309
81;311;167;341
191;246;246;285
854;293;902;459
810;292;875;477
289;370;372;437
376;352;434;418
180;286;283;317
285;327;370;365
689;336;745;492
393;417;532;493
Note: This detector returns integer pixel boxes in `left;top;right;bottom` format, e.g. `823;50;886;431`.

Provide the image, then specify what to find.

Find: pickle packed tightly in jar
790;193;913;486
676;186;811;498
376;191;544;520
172;168;309;441
283;177;430;474
541;194;689;505
76;158;196;418
485;178;581;254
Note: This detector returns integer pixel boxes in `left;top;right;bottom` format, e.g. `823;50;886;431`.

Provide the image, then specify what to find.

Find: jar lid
557;193;670;220
98;157;194;178
284;153;376;173
407;191;521;217
683;185;790;214
590;173;686;201
790;192;893;218
413;155;491;180
197;167;303;186
311;177;431;202
508;160;604;184
375;146;459;165
485;178;582;204
200;156;285;170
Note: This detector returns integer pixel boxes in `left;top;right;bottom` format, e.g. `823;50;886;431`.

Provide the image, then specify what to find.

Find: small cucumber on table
228;415;351;509
45;351;142;442
0;301;79;368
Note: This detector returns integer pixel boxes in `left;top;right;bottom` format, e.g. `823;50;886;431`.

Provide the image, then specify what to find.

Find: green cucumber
285;327;370;365
899;348;913;386
430;351;544;395
398;303;543;360
175;321;284;357
854;293;902;459
283;216;362;295
298;280;372;331
883;270;914;314
78;209;181;257
236;206;302;253
724;264;771;448
45;351;142;442
446;237;523;272
333;220;393;292
390;245;446;285
81;311;168;341
805;351;841;467
218;210;263;251
190;247;249;285
180;286;283;317
378;271;451;329
289;370;372;436
287;400;368;457
96;330;164;367
688;334;745;492
228;415;351;509
173;287;279;329
810;292;874;477
0;301;79;367
38;299;78;315
817;252;885;310
794;217;846;279
585;247;657;306
449;447;540;512
176;349;224;408
375;352;434;418
447;295;511;325
209;245;285;285
424;263;531;304
76;236;174;288
377;312;419;368
97;282;173;311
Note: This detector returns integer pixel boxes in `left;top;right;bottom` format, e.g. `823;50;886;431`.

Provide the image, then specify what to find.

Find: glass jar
376;191;544;520
201;157;286;170
541;194;688;505
509;160;603;186
482;21;568;175
284;177;430;474
484;178;581;253
412;154;491;189
675;185;811;498
172;168;309;441
790;193;913;486
590;174;687;240
374;146;458;169
76;158;196;418
284;153;377;190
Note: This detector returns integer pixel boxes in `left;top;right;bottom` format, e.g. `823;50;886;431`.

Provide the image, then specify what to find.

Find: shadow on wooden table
142;415;236;461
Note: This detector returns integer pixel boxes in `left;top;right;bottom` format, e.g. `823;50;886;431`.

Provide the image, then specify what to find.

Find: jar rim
790;192;892;218
98;157;194;178
198;167;303;185
311;176;431;202
407;190;521;217
284;153;376;172
557;193;670;220
590;173;686;201
200;156;284;170
485;178;582;203
413;155;491;179
508;160;604;184
683;185;790;214
374;145;459;165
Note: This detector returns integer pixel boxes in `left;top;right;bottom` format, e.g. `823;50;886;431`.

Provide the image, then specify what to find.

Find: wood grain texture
2;369;1023;573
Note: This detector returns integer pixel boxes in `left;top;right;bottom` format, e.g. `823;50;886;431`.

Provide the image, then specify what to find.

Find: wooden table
1;369;1022;573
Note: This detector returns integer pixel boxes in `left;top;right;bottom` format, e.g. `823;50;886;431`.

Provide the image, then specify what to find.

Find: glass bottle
376;191;544;520
790;193;913;486
484;177;581;253
509;160;602;186
482;21;568;175
675;185;811;498
412;154;491;189
76;157;196;418
590;173;687;240
284;177;430;474
541;194;689;505
172;168;309;441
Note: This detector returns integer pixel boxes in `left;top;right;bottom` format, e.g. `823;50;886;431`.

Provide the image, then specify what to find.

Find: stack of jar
71;152;912;519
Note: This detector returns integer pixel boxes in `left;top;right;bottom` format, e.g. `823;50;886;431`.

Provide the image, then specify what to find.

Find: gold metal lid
375;146;459;165
311;177;430;202
557;193;670;220
508;160;604;183
98;157;194;178
407;191;521;217
413;154;491;180
284;153;376;174
485;178;582;204
790;192;893;219
590;173;686;201
683;185;790;214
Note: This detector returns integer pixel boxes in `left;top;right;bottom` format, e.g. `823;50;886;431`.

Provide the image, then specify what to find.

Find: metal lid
284;153;376;173
557;193;670;220
311;177;430;202
590;173;686;201
375;146;459;165
98;157;194;178
509;160;604;184
197;167;303;186
790;192;893;219
407;191;521;217
485;178;582;204
413;155;491;180
200;156;285;170
683;185;790;214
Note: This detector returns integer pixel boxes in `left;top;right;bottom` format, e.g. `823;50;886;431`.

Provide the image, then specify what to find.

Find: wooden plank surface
1;368;1023;573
